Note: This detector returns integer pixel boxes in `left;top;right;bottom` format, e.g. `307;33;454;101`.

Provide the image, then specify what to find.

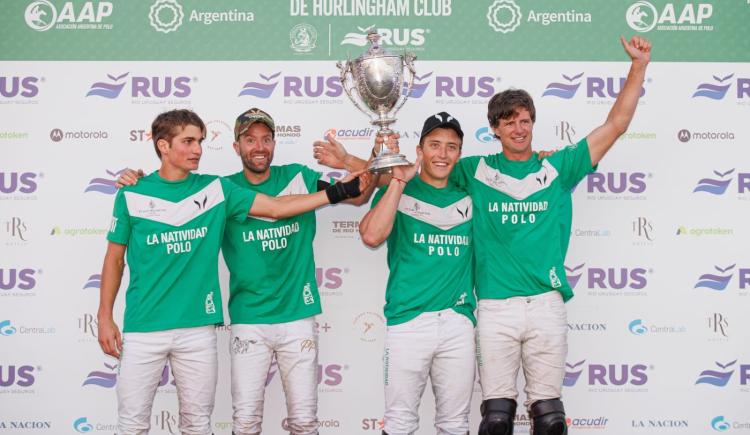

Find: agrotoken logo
149;0;184;33
487;0;521;33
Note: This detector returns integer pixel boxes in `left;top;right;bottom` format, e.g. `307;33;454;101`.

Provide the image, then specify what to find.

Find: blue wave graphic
404;81;429;98
694;273;731;290
85;82;126;99
695;370;732;387
692;83;730;99
693;178;731;195
83;274;101;289
238;82;278;98
542;83;580;99
84;178;118;195
82;371;117;388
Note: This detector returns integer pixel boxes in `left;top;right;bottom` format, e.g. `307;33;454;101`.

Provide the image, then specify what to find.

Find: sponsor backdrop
2;1;749;434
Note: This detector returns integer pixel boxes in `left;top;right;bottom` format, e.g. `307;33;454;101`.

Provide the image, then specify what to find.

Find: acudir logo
86;72;192;101
24;1;114;32
564;359;649;389
693;168;750;196
0;76;41;99
695;359;750;387
693;73;750;101
626;1;713;33
84;169;126;195
543;72;647;100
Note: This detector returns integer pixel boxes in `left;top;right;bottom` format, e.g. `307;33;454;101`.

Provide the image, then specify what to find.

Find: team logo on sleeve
204;291;216;314
109;217;118;233
549;267;562;288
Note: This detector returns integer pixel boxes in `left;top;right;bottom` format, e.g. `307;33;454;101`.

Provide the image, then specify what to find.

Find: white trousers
117;325;217;435
476;291;568;409
230;318;319;435
383;309;476;435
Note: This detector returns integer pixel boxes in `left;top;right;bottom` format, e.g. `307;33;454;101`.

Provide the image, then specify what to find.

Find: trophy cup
337;29;417;173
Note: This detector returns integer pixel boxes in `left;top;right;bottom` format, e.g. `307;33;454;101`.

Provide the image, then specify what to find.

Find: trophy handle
391;52;416;117
337;59;376;123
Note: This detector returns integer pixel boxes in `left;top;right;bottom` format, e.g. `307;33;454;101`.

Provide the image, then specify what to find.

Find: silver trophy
337;29;416;173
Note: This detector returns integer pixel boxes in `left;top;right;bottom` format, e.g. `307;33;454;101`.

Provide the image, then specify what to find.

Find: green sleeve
371;185;388;209
221;177;256;223
449;157;473;191
300;164;324;192
550;137;596;191
106;190;131;245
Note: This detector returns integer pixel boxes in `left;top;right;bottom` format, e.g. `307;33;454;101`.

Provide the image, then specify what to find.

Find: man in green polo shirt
97;109;365;435
449;36;652;435
359;112;476;435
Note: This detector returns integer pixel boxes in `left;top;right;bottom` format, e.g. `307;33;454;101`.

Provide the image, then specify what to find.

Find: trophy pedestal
369;153;410;174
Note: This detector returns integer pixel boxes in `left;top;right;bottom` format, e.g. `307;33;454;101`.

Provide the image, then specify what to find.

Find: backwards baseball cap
234;108;275;140
420;111;464;141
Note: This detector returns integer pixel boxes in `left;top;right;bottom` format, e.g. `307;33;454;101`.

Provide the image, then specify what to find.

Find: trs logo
695;360;750;387
341;26;427;47
564;359;648;386
0;268;37;291
0;365;36;387
693;169;750;195
694;264;750;291
86;72;192;99
0;76;40;98
564;263;649;290
693;74;750;100
543;72;646;99
576;172;648;194
84;168;127;195
316;267;344;290
0;172;39;194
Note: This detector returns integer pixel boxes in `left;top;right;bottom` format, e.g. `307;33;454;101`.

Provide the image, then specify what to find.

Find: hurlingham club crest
290;23;317;53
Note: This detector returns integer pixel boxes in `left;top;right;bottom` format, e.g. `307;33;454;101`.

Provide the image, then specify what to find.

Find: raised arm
97;241;126;358
587;36;651;166
359;154;421;247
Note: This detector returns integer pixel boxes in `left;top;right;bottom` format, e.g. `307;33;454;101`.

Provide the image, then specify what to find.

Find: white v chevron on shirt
473;157;559;200
125;178;225;227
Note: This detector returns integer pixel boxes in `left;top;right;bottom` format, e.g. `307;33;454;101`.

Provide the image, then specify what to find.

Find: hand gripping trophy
337;29;417;173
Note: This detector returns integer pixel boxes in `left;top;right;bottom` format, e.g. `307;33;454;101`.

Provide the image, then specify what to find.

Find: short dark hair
487;89;536;128
151;109;205;158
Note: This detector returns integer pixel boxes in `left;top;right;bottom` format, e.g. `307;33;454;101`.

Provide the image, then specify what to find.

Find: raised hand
620;35;651;66
115;168;144;188
374;132;401;155
313;133;349;169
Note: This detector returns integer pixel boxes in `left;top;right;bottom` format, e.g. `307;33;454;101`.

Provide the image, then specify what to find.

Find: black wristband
325;177;361;204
